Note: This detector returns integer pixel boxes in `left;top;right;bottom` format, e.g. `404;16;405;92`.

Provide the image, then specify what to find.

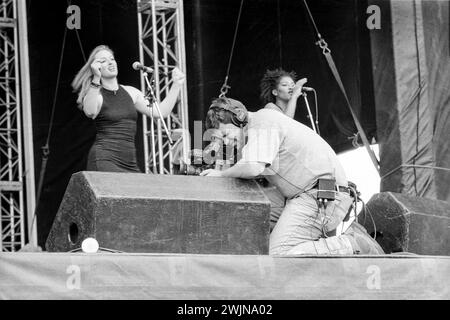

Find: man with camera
200;97;382;255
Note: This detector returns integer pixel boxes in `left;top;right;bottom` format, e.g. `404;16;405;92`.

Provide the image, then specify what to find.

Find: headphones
209;97;248;127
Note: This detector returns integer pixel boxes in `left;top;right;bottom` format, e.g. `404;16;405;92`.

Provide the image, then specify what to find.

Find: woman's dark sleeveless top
86;85;141;172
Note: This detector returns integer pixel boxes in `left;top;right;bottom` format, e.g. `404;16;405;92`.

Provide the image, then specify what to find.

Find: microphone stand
142;71;173;173
302;92;317;133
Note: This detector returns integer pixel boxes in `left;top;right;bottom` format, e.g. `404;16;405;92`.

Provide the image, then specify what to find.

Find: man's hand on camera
199;169;222;177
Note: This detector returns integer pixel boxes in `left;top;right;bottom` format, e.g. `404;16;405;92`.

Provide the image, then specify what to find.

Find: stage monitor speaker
46;172;271;254
360;192;450;255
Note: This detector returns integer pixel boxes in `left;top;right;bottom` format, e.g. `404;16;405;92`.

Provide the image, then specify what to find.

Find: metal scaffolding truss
0;0;35;252
137;0;189;174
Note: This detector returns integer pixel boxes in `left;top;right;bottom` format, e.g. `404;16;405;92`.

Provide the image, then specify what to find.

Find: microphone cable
310;88;320;136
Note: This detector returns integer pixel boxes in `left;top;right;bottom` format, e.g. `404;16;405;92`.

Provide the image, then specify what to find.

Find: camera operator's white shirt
241;109;347;199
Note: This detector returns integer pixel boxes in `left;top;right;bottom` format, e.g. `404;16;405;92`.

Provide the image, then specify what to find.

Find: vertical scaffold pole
0;0;35;251
137;0;190;175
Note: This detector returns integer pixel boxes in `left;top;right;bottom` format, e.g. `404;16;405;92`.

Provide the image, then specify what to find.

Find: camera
178;149;214;175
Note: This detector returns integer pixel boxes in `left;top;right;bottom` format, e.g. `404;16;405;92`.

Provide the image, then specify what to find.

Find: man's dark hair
259;68;297;105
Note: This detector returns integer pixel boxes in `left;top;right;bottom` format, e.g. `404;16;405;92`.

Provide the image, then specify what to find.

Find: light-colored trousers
269;189;355;255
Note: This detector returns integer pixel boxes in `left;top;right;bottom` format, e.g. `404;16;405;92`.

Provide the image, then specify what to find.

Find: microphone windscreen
132;61;141;70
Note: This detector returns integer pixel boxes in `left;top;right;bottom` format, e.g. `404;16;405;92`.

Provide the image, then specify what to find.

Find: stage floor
0;252;449;299
0;252;450;300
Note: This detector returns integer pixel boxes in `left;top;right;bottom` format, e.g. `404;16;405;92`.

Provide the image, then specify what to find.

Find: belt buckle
338;185;351;195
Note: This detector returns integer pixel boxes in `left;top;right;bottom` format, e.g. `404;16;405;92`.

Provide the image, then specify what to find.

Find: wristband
90;81;101;89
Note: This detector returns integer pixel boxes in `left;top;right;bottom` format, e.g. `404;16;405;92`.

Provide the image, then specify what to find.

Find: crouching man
200;97;383;255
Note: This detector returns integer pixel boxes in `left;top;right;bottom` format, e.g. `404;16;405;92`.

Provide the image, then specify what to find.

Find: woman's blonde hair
71;45;113;108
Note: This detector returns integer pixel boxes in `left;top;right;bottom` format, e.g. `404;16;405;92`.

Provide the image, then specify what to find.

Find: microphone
132;62;154;73
302;86;314;92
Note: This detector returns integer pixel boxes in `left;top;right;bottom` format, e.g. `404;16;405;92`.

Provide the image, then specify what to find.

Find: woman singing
259;68;307;118
72;45;185;172
258;68;307;230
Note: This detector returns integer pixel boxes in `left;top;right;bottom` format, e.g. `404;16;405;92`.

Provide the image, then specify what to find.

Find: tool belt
310;179;357;201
